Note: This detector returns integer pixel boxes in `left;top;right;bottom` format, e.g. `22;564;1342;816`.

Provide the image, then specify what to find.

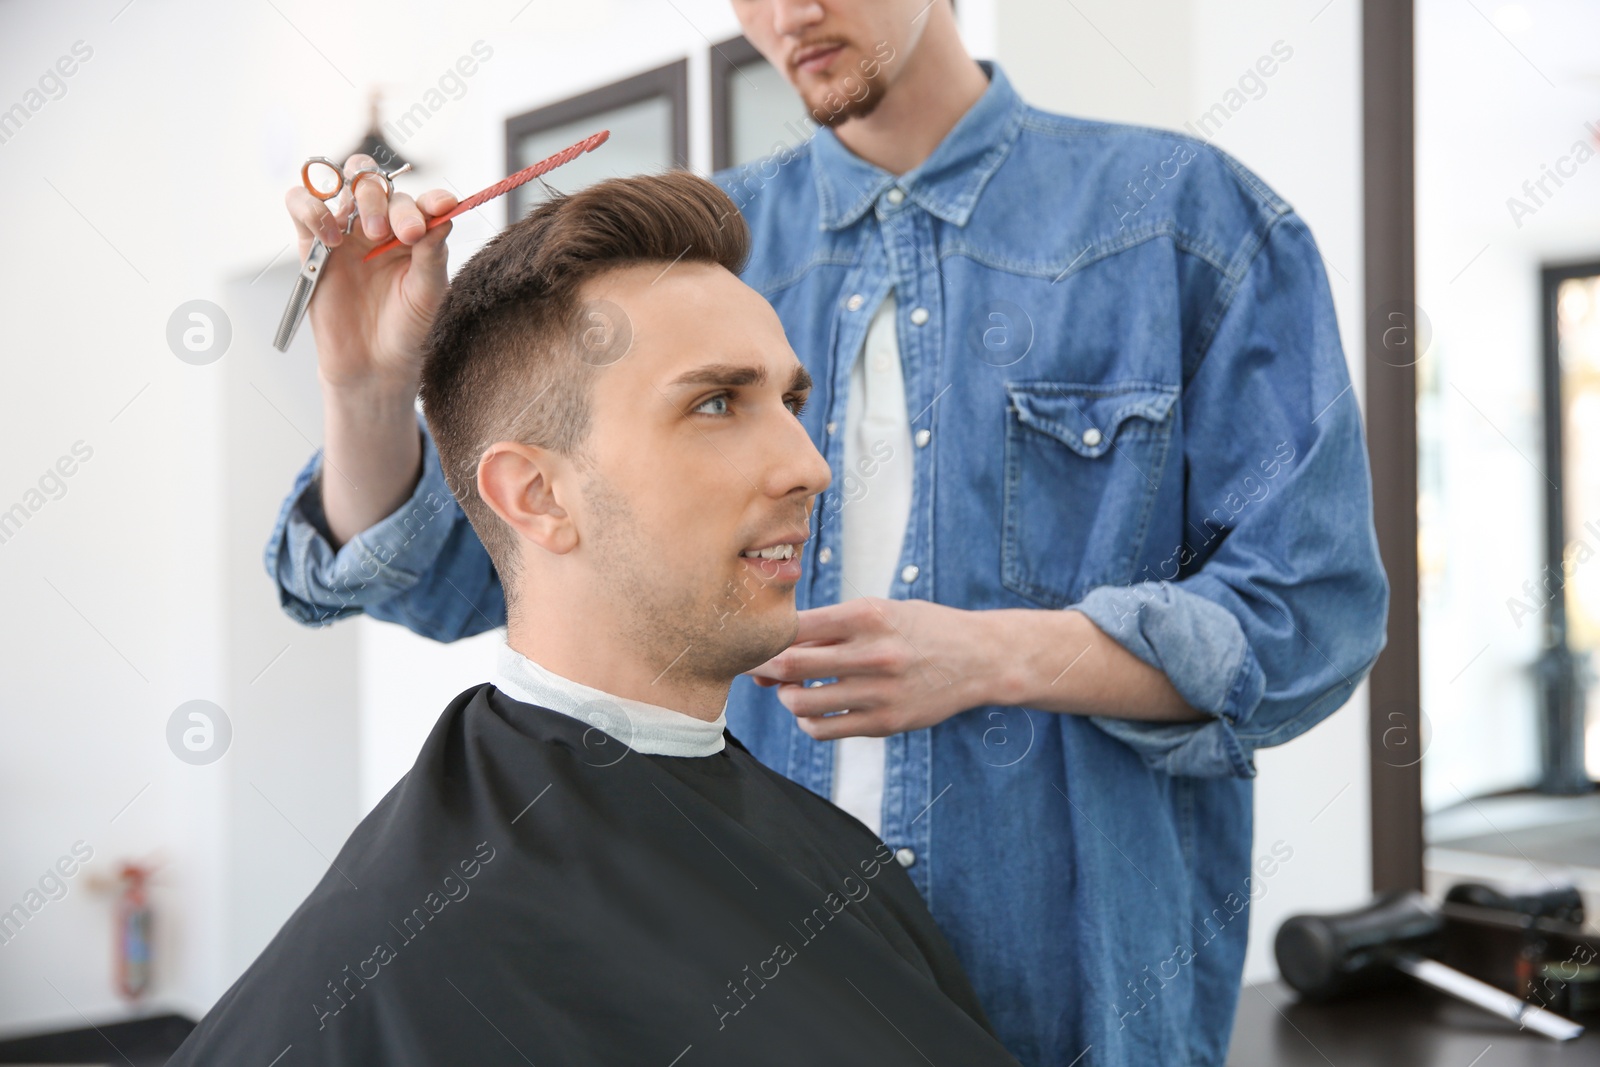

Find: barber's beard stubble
802;42;893;128
580;471;795;685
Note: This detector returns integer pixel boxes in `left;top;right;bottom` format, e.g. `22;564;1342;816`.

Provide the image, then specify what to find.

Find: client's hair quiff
419;170;749;599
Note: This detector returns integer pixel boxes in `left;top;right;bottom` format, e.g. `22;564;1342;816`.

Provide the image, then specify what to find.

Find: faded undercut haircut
418;170;750;602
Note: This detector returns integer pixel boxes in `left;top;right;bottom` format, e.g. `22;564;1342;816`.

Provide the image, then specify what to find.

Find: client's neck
507;617;730;724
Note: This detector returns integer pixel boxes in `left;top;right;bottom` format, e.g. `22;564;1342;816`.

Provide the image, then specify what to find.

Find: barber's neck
506;608;731;724
830;7;989;176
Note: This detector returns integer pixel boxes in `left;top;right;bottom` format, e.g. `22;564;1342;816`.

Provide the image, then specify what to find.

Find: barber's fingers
776;677;893;718
416;187;460;218
284;183;458;291
392;190;458;288
342;153;393;241
756;640;906;686
387;189;460;246
387;191;426;245
284;185;345;254
795;709;897;741
792;598;890;644
404;220;453;300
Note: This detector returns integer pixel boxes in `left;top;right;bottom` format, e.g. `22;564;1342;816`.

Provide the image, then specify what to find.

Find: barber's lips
738;543;804;582
794;43;845;74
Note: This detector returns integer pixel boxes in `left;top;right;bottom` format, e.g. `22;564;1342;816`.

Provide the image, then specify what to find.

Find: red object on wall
115;863;151;1000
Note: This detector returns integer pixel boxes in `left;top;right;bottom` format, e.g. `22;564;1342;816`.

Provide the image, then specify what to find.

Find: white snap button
818;546;833;564
826;421;837;434
910;306;930;326
895;847;916;868
887;187;905;205
914;429;931;448
1082;427;1103;447
846;293;865;311
900;564;919;584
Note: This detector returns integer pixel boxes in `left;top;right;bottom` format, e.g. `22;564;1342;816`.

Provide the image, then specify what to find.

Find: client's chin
702;612;800;680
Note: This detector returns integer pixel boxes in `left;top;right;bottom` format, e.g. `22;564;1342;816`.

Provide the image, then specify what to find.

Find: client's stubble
579;470;799;689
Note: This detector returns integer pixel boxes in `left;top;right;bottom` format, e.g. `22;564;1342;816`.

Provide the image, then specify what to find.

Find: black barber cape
170;683;1021;1066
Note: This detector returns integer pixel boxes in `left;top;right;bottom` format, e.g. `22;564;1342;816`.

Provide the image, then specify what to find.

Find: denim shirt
265;63;1388;1067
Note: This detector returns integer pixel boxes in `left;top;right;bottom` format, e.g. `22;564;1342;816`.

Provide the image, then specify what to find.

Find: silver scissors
272;157;412;352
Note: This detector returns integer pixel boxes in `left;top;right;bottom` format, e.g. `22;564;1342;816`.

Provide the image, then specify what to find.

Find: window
709;35;814;171
504;60;689;224
1538;261;1600;790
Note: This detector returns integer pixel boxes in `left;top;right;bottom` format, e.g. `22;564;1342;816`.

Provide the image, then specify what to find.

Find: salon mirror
1414;0;1600;912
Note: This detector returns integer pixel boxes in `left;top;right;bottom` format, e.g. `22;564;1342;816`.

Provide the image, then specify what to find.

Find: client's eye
692;393;732;416
689;393;809;418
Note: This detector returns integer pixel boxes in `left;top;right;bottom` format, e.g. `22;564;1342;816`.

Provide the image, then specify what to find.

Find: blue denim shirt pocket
1001;379;1180;607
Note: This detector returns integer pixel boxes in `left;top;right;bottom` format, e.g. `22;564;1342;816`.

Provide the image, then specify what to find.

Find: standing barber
271;2;1388;1063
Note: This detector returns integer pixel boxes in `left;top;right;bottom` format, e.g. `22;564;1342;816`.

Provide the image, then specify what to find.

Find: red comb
362;129;611;262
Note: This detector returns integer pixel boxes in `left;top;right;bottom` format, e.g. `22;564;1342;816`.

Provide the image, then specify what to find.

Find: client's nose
766;404;832;501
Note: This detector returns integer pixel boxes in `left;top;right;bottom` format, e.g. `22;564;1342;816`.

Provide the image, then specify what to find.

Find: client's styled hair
419;170;749;597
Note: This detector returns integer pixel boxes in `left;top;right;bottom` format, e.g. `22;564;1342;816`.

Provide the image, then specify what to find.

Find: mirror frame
1363;0;1425;892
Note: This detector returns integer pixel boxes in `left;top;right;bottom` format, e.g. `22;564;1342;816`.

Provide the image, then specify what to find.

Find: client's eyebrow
665;362;812;393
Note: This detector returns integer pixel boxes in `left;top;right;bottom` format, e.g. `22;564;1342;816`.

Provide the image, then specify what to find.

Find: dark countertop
1230;980;1598;1066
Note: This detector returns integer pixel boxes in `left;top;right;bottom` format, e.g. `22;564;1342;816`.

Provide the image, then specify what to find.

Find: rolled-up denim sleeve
1074;211;1390;778
262;407;506;641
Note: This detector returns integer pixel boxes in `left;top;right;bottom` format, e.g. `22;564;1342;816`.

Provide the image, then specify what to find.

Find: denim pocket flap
1005;381;1179;458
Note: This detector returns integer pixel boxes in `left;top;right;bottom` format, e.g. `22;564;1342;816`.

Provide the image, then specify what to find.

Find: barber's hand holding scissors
283;154;459;391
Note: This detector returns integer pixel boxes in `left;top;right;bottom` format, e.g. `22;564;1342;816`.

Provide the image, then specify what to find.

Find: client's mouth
737;534;807;582
739;543;800;562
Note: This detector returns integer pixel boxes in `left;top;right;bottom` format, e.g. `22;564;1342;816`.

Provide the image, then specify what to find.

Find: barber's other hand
284;153;458;394
744;598;995;740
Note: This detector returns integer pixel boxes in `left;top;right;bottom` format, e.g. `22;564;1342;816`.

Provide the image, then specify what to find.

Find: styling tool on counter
1276;890;1585;1041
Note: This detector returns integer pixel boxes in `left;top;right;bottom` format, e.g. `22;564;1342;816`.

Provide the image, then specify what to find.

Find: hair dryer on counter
1274;890;1585;1042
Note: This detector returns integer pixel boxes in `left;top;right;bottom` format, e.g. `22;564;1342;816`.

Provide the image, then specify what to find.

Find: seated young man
170;172;1019;1066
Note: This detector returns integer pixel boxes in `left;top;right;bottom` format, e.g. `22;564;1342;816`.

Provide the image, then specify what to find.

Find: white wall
996;0;1373;985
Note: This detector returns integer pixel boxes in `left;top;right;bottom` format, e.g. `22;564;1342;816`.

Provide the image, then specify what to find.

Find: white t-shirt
830;293;913;838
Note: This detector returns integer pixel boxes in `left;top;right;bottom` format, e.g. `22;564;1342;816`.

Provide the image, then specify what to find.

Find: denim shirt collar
810;60;1025;231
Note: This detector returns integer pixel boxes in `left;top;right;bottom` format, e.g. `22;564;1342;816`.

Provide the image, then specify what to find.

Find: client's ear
477;443;579;555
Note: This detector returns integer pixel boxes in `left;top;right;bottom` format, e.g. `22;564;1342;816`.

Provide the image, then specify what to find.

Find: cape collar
491;643;728;757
